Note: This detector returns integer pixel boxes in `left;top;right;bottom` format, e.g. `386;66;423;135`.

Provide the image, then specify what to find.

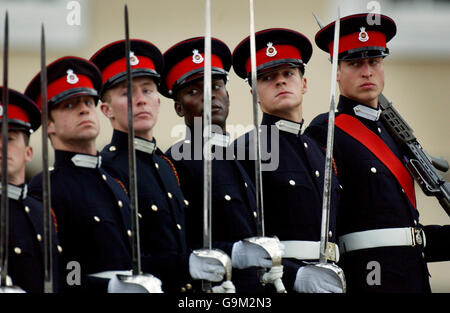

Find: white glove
189;252;226;282
231;238;283;269
294;265;344;293
108;274;163;293
0;275;26;293
211;280;236;293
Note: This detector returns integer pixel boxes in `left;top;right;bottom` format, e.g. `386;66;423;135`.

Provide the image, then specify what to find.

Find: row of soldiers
2;12;449;293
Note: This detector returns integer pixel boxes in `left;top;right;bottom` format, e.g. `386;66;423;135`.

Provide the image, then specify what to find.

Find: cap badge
192;49;204;64
130;51;139;66
358;27;369;42
266;42;277;57
66;69;79;84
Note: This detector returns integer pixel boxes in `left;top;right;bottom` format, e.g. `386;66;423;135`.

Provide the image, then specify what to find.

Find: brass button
378;127;382;134
37;234;42;242
244;182;248;188
414;220;418;226
304;142;308;149
57;245;63;253
186;283;192;290
289;180;296;186
127;230;132;237
328;231;333;238
355;107;360;112
224;195;231;201
184;200;189;206
151;204;158;212
155;163;159;169
109;146;117;152
370;167;377;174
14;247;21;255
253;211;257;218
180;287;186;293
24;206;30;214
315;170;320;177
102;174;107;181
118;200;123;208
138;213;142;219
339;184;343;190
177;224;182;230
167;192;173;199
94;216;100;222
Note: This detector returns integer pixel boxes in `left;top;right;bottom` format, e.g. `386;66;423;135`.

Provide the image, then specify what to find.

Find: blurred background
1;0;449;292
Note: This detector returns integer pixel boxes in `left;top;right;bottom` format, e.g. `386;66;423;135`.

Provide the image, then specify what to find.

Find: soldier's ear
24;145;33;164
100;102;114;119
47;119;56;136
174;101;184;118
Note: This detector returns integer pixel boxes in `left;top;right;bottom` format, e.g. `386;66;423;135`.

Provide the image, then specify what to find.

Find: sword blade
202;0;213;293
0;11;9;287
124;4;141;275
319;7;340;264
40;23;53;293
249;0;265;237
312;12;325;29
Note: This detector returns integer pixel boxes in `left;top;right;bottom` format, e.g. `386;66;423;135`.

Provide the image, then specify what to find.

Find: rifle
378;94;450;217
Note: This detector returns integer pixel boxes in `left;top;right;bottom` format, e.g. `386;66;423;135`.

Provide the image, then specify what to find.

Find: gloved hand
189;252;226;282
108;273;163;293
0;275;26;293
211;280;236;293
231;238;284;269
293;264;344;293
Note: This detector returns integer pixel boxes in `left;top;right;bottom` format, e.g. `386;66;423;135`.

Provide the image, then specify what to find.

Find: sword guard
243;236;283;266
116;273;163;293
193;248;233;282
311;262;346;293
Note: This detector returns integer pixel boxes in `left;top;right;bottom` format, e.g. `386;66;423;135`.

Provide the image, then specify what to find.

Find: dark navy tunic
233;113;341;291
101;130;191;293
29;150;133;293
4;184;60;293
305;95;449;293
166;129;269;293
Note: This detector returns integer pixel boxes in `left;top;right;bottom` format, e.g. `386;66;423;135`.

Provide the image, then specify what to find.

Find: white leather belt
281;240;340;263
339;227;425;254
89;270;132;280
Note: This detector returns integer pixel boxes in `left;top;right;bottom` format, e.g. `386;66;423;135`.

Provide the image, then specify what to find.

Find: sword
245;0;286;293
312;9;346;292
0;11;24;293
40;23;53;293
115;4;162;292
196;0;234;293
0;11;10;289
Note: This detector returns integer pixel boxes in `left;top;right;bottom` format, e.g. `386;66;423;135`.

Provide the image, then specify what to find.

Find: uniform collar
54;150;102;169
337;95;381;121
110;129;157;155
0;183;27;200
261;113;304;135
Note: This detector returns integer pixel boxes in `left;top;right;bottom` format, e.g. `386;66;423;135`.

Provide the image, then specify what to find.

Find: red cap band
165;53;223;91
328;30;387;57
0;104;30;124
35;74;94;109
101;55;156;84
245;44;302;75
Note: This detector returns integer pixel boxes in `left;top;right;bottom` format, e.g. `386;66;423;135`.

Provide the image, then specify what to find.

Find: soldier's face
174;77;230;130
0;130;33;185
101;77;160;140
337;57;385;108
256;67;307;118
48;95;100;144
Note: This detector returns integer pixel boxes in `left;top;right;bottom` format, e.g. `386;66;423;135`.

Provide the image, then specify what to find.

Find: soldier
232;28;344;293
306;12;450;292
162;37;284;293
91;39;229;293
0;87;60;293
25;56;146;293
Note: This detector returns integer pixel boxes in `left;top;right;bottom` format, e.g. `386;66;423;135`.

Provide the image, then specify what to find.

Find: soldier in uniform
25;57;143;293
232;28;343;293
0;87;60;293
162;37;284;293
91;39;229;293
306;13;450;292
